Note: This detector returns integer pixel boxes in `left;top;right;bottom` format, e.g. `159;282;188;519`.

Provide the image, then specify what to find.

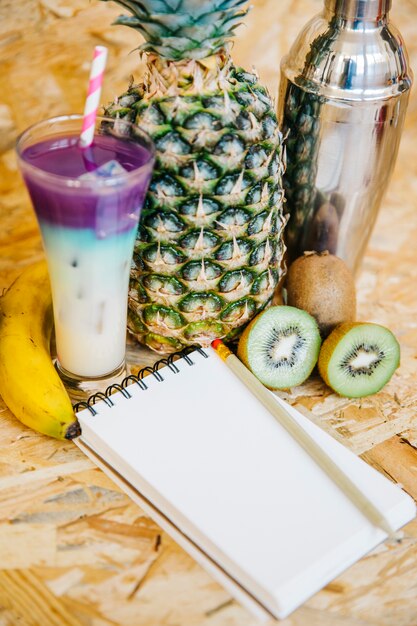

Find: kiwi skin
318;322;400;397
318;322;352;391
286;251;356;338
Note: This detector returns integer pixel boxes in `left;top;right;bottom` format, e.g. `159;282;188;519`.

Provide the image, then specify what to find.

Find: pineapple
103;0;286;353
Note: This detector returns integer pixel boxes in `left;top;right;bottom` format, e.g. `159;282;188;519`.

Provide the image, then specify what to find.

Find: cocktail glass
16;115;155;400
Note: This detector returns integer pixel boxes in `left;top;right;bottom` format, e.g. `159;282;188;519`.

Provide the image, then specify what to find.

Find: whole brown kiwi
285;251;356;337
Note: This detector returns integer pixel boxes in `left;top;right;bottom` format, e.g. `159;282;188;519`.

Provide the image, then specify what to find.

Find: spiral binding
73;346;209;416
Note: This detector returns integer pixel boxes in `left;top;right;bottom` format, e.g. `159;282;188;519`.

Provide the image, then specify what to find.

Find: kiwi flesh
318;322;400;398
237;306;321;390
286;251;356;337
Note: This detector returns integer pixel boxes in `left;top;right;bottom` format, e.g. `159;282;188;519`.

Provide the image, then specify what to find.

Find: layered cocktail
17;115;154;393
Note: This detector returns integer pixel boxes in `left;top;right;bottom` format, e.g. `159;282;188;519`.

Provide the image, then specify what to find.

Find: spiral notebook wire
73;346;208;415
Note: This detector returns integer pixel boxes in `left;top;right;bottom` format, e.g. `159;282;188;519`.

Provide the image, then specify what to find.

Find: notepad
74;347;415;620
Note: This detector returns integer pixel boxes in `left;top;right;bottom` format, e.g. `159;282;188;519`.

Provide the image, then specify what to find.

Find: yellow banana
0;261;80;439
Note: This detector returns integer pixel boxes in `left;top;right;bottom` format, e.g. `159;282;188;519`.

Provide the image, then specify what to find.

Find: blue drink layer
41;223;138;377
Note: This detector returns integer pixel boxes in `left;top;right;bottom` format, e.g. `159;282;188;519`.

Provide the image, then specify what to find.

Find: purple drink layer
20;133;154;234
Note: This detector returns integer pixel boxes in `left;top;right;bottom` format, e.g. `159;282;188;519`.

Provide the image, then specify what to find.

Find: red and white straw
80;46;108;148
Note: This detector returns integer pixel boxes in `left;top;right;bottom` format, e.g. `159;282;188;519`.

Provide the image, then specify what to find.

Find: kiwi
318;322;400;398
237;306;321;390
286;251;356;337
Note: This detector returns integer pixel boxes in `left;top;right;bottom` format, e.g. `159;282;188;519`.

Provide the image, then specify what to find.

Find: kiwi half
237;306;321;389
318;322;400;398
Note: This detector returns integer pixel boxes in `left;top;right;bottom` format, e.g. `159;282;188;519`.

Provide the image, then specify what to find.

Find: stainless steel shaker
278;0;412;273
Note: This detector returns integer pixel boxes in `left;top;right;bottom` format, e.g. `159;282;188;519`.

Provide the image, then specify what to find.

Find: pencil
211;339;397;539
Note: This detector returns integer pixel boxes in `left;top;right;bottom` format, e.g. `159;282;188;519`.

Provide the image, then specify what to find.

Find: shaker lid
324;0;392;19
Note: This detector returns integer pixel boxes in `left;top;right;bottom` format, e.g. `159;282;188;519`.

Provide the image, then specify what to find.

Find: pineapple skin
107;55;286;353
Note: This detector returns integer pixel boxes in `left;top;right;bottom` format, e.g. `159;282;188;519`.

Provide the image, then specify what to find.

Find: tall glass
17;115;154;399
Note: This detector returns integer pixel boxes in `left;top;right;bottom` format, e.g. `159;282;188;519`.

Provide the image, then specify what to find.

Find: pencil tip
380;520;400;541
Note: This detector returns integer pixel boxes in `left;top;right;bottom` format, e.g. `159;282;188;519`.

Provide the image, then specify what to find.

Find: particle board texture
1;0;417;625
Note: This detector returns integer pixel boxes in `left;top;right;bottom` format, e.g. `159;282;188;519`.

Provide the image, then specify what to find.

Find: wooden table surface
1;1;417;624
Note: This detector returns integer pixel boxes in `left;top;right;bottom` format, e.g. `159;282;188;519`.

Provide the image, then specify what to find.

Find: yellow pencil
211;339;397;539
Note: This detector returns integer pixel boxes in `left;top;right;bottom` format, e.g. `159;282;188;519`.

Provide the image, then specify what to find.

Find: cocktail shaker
278;0;412;273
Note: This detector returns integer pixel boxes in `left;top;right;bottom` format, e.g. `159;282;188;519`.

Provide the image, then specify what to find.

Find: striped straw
80;46;108;149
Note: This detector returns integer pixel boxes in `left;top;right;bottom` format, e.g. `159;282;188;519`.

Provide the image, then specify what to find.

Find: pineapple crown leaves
100;0;249;61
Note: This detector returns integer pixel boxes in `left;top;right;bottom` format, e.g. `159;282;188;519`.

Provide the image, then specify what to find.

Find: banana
0;261;80;440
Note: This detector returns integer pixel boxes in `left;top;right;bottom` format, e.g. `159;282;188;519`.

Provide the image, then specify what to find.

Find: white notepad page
77;348;415;619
